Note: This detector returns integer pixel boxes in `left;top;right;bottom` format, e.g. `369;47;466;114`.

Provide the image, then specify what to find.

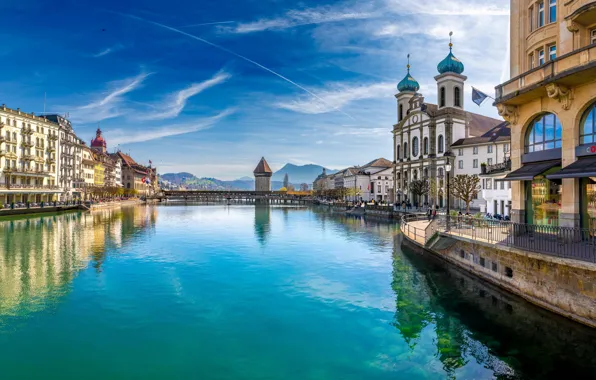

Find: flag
149;160;152;165
472;87;489;106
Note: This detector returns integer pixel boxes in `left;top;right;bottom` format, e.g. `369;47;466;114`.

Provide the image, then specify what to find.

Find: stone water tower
253;157;272;192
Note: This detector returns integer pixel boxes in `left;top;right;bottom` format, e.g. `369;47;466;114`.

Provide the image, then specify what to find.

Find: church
393;38;504;208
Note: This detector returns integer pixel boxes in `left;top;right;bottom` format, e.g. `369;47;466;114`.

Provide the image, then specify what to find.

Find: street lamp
445;159;452;231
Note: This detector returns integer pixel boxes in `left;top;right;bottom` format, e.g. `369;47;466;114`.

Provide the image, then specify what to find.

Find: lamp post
445;159;452;231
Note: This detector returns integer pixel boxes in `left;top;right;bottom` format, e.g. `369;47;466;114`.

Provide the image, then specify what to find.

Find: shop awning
547;157;596;180
500;160;561;181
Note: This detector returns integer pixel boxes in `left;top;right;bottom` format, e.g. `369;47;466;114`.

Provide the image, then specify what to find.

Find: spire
437;31;465;75
397;54;420;92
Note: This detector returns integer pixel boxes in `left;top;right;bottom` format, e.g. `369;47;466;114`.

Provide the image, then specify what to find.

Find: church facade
393;42;504;208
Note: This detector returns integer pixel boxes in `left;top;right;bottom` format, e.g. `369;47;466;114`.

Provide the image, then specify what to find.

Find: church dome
437;36;464;75
91;128;106;148
397;57;420;94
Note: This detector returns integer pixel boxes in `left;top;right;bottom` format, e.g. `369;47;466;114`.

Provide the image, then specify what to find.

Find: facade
393;42;504;208
110;154;123;187
45;114;84;201
117;152;154;195
254;157;272;191
0;106;62;204
451;123;512;212
81;145;95;199
93;156;105;187
496;0;596;228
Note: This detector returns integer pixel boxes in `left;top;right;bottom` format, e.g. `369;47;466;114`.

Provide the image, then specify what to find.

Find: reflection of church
254;206;271;245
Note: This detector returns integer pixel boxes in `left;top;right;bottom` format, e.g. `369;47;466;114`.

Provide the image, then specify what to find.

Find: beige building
117;151;155;195
81;145;96;199
496;0;596;228
0;106;61;205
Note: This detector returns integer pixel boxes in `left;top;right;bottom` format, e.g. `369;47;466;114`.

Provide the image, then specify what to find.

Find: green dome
397;69;420;92
437;47;464;75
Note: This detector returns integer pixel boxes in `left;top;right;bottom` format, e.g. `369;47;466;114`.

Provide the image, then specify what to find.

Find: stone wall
408;235;596;328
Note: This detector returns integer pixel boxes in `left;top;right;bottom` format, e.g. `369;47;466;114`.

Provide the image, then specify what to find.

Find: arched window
525;113;562;153
438;135;444;153
580;101;596;144
454;87;461;107
399;104;403;121
412;137;419;157
397;145;401;159
404;142;409;158
423;137;429;155
440;87;446;107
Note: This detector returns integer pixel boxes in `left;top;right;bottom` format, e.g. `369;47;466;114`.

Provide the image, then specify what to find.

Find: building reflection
253;205;271;245
394;239;596;379
0;205;157;319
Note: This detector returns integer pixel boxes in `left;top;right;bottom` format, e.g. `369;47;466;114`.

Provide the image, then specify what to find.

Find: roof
467;113;504;137
116;151;138;167
362;157;393;168
253;157;272;174
451;121;510;147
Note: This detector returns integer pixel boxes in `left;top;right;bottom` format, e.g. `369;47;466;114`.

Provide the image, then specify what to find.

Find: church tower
254;157;273;192
435;32;467;110
396;54;420;123
90;128;107;154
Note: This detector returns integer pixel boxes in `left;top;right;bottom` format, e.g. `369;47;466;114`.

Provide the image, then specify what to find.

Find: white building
81;145;96;199
393;41;505;209
0;105;62;204
111;155;123;187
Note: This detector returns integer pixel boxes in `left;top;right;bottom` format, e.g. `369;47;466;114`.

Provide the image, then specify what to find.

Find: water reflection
254;205;271;245
0;206;157;318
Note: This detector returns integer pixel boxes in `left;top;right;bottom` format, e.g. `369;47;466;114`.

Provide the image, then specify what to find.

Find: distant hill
272;164;337;185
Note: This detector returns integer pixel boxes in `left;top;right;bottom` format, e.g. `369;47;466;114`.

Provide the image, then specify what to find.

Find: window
529;6;534;32
454;87;461;107
487;179;492;189
500;180;505;190
440;87;446;107
423;137;429;155
580;102;596;144
458;160;463;169
404;142;409;158
592;29;596;45
473;146;478;155
538;1;544;27
438;168;444;177
525;113;562;152
458;148;463;156
529;53;535;69
549;0;556;23
538;49;545;65
504;143;509;153
412;137;419;156
397;145;401;159
399;104;403;121
473;159;478;168
487;145;493;153
438;135;444;153
423;168;428;178
549;45;556;61
487;158;493;165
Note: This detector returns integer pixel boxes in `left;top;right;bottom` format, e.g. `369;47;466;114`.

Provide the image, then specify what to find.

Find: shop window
525;113;562;153
580;101;596;144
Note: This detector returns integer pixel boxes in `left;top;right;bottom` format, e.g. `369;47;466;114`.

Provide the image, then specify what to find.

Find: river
0;205;595;379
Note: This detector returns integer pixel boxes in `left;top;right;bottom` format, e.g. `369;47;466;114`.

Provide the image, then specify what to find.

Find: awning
547;157;596;179
500;160;561;181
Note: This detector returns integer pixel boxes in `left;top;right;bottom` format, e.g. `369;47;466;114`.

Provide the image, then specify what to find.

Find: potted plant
480;162;487;174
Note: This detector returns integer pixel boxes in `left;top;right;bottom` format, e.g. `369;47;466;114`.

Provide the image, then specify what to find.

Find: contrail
113;12;355;120
180;21;235;28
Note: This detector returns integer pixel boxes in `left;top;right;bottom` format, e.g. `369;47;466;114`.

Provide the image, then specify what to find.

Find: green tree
451;174;481;213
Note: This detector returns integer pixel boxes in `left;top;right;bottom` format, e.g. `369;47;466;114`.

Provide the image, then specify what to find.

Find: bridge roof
253;157;272;174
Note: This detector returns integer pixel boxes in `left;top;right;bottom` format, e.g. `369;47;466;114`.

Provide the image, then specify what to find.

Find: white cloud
275;81;394;114
138;70;231;120
68;72;150;124
93;44;124;58
226;6;376;34
383;0;509;16
108;108;234;145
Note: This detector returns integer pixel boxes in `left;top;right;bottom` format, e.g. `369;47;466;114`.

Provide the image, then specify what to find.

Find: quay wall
0;205;81;217
403;234;596;328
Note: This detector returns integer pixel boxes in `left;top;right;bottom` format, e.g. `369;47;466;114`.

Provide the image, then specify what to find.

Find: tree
300;183;309;191
429;179;438;206
451;174;481;213
409;179;430;207
346;187;362;201
283;174;289;189
287;184;296;192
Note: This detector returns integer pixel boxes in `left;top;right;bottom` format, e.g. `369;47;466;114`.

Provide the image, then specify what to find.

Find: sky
1;0;510;180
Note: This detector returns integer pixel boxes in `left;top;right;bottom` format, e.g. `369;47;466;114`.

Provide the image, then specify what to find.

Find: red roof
253;157;272;174
91;128;106;148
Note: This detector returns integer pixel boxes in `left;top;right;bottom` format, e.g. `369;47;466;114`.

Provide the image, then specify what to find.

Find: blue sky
1;0;509;179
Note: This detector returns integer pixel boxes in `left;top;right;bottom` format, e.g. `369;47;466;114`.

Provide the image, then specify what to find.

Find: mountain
160;172;284;191
271;164;337;185
236;176;253;181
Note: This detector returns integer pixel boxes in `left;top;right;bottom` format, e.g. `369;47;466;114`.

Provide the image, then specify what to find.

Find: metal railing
425;215;596;263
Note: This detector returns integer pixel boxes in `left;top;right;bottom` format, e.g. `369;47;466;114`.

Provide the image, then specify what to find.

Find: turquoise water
0;205;595;379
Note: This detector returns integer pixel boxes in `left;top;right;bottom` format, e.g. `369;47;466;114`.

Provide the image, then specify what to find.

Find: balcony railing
0;184;61;190
46;158;55;164
47;146;56;152
23;154;36;161
21;127;33;135
481;159;511;175
48;134;58;141
21;141;34;147
495;43;596;103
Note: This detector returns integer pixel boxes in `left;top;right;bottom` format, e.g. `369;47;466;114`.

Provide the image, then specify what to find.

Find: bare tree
451;174;481;213
409;179;430;207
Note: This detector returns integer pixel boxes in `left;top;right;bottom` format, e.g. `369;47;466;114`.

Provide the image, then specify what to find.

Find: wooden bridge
150;190;313;205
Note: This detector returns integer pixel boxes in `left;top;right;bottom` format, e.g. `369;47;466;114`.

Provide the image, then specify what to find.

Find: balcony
61;138;74;145
567;1;596;28
46;157;55;164
495;43;596;105
48;134;58;141
23;154;36;161
21;140;34;148
481;159;511;175
0;183;61;190
0;149;6;157
47;146;56;153
21;127;33;135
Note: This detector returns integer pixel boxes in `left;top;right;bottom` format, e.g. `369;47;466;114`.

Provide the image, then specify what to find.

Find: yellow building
496;0;596;229
93;155;105;188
